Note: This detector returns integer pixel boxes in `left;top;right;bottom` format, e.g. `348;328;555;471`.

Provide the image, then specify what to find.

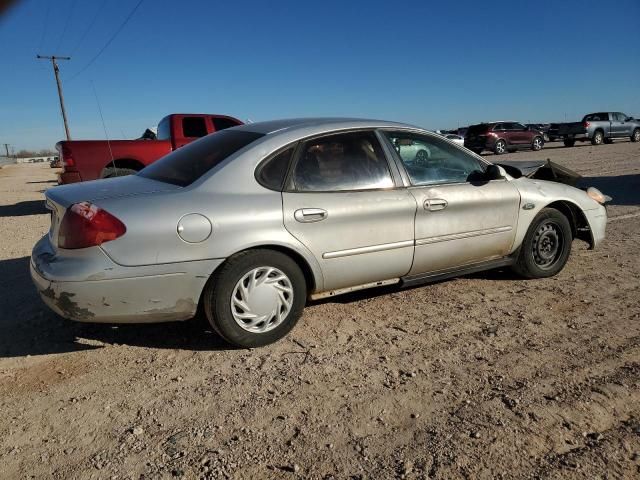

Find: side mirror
485;164;505;180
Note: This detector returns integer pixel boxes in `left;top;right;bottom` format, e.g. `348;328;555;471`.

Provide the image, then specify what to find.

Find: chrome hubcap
496;142;505;153
231;267;293;333
595;133;603;144
534;138;542;149
532;222;562;269
634;131;640;141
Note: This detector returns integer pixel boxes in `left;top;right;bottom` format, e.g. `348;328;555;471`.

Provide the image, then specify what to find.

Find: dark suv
464;122;544;155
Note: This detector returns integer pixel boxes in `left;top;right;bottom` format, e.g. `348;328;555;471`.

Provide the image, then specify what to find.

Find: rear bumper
58;170;82;184
30;235;224;323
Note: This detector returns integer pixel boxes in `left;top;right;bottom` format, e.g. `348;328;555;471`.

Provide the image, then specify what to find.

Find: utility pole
37;55;72;141
2;144;10;157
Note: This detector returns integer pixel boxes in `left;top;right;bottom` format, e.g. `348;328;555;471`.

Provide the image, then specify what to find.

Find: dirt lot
1;141;639;479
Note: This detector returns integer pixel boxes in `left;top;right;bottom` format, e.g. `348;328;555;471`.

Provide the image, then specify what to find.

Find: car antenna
91;80;117;176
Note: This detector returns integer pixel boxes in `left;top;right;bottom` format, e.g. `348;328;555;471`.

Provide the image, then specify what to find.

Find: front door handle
424;198;448;211
294;208;328;223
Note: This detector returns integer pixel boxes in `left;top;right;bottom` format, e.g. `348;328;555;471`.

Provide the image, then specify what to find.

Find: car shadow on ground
0;256;231;358
0;200;48;217
578;174;640;206
26;180;57;184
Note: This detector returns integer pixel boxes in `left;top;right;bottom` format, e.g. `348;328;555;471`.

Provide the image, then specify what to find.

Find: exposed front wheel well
545;200;593;247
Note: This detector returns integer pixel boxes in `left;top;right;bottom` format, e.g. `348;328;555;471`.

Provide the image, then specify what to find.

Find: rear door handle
424;198;448;211
294;208;328;223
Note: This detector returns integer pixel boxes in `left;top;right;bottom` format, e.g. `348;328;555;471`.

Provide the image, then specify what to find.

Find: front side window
383;131;485;186
513;123;527;131
291;131;393;192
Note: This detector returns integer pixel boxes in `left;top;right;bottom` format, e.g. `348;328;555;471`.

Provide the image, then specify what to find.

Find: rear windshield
466;124;490;135
139;130;264;186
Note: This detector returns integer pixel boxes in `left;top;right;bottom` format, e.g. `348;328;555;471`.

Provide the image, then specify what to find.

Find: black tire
494;139;507;155
563;139;575;147
102;167;138;178
203;249;307;348
591;130;604;145
512;208;573;279
631;128;640;143
531;136;544;151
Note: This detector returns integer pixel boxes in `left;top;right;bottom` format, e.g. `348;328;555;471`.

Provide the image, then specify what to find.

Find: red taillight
583;121;590;129
58;202;126;249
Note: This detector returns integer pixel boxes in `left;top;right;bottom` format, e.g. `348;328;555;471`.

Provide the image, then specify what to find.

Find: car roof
231;117;422;135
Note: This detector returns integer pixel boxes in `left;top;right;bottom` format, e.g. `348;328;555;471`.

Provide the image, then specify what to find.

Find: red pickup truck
56;113;243;184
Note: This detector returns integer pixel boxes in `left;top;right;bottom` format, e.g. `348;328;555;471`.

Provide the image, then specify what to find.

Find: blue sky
1;0;639;151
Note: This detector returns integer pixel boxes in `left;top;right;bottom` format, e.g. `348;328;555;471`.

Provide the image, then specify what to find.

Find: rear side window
157;117;171;140
139;130;264;186
182;117;208;138
291;131;393;192
256;147;294;191
212;117;241;131
584;113;609;122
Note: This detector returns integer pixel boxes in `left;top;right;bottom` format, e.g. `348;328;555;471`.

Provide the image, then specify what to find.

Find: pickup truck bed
57;113;243;184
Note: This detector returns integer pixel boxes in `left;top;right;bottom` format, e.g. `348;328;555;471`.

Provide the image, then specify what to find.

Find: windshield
139;130;264;186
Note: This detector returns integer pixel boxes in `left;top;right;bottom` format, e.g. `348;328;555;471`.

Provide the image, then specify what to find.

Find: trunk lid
45;174;181;209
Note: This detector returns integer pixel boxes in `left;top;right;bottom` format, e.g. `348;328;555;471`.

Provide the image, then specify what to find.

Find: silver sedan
31;118;609;347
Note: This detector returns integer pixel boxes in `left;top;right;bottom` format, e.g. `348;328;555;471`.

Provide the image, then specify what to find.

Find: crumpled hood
45;174;181;208
496;159;582;187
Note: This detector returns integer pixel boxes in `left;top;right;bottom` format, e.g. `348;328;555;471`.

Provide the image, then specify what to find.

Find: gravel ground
0;140;639;479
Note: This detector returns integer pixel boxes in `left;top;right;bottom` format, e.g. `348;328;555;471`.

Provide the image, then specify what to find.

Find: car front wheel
513;208;572;279
494;140;507;155
632;128;640;142
204;249;307;348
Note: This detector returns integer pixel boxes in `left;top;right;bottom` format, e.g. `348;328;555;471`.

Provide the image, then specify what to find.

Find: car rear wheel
513;208;572;279
494;140;507;155
631;129;640;142
102;167;138;178
203;249;307;348
531;136;543;151
563;139;575;147
591;130;604;145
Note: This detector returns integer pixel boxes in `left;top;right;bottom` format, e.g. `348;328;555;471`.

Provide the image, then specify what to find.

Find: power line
55;0;78;53
37;1;51;52
67;0;145;82
69;0;108;56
